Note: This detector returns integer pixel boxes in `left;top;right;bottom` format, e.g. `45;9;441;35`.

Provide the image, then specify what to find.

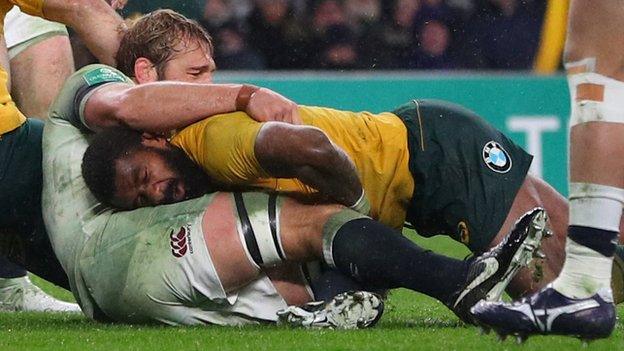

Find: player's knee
567;59;624;126
321;208;370;268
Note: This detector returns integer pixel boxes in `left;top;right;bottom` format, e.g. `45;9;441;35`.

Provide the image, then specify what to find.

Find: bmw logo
483;141;512;173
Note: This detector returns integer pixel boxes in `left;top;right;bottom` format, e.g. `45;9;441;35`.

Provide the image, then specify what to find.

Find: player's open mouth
172;180;186;201
154;178;185;204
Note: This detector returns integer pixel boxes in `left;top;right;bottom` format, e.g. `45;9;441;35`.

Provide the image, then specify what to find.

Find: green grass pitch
2;233;623;351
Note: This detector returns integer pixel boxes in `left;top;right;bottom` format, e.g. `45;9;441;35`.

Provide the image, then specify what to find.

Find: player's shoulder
49;65;132;127
73;64;133;86
57;64;132;99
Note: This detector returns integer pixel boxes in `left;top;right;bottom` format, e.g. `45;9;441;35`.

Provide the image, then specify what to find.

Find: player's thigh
202;192;340;284
10;35;74;119
565;0;624;78
399;99;532;252
202;191;336;305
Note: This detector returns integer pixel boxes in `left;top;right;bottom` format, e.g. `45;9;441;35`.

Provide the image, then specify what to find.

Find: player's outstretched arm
83;80;301;133
83;81;258;132
41;0;126;66
254;122;364;208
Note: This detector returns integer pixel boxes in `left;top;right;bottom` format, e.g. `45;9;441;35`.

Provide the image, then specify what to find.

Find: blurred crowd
75;0;553;71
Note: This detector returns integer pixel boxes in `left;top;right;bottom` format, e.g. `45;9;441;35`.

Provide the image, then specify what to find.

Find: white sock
553;239;613;298
552;187;623;298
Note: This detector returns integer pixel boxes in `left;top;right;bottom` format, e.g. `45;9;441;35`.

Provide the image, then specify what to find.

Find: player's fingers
274;104;297;124
114;0;128;10
275;109;288;123
289;104;302;125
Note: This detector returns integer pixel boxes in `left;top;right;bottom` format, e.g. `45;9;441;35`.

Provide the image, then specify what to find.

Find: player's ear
134;57;158;84
140;132;168;149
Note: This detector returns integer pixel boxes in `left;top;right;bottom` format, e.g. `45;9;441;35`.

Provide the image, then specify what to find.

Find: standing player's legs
472;0;624;340
0;19;28;295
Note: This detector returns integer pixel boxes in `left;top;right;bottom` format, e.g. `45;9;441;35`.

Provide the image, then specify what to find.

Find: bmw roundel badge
483;141;512;173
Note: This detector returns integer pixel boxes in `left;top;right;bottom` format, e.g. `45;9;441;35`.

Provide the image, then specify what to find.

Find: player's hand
246;88;301;124
107;0;128;10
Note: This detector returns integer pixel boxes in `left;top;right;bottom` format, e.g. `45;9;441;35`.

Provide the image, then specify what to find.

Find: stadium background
7;0;624;350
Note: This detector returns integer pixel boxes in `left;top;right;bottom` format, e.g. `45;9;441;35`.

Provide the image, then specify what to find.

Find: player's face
160;39;216;83
112;147;187;209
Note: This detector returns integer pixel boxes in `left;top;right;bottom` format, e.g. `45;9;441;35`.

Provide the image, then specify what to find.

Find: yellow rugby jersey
172;105;414;229
0;0;45;135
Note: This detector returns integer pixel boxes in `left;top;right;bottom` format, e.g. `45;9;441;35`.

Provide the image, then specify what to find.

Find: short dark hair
82;127;144;207
116;9;214;78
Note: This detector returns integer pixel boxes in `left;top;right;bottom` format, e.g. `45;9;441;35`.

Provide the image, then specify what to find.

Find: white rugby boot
0;276;81;313
277;291;384;329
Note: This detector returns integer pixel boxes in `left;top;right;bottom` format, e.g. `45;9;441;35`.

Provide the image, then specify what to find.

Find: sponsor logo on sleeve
83;67;127;86
482;141;512;173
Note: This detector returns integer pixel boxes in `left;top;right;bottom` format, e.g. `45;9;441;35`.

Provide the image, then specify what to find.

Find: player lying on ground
39;10;551;325
77;10;624;303
45;81;549;325
0;7;307;300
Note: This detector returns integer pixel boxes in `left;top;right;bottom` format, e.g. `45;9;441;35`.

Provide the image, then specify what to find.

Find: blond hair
116;9;213;77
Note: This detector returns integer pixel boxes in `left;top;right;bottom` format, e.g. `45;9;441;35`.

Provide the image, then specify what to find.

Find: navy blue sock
330;218;469;304
0;256;27;279
309;268;364;302
568;225;618;257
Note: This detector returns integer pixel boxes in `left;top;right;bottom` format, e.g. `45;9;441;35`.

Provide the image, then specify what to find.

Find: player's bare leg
9;35;74;119
472;0;624;341
201;192;547;325
201;193;381;329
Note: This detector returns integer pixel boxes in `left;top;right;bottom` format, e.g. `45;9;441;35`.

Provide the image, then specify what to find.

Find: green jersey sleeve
48;64;134;132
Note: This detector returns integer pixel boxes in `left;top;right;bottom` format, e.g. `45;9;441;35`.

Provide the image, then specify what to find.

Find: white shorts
78;196;289;326
4;6;67;59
